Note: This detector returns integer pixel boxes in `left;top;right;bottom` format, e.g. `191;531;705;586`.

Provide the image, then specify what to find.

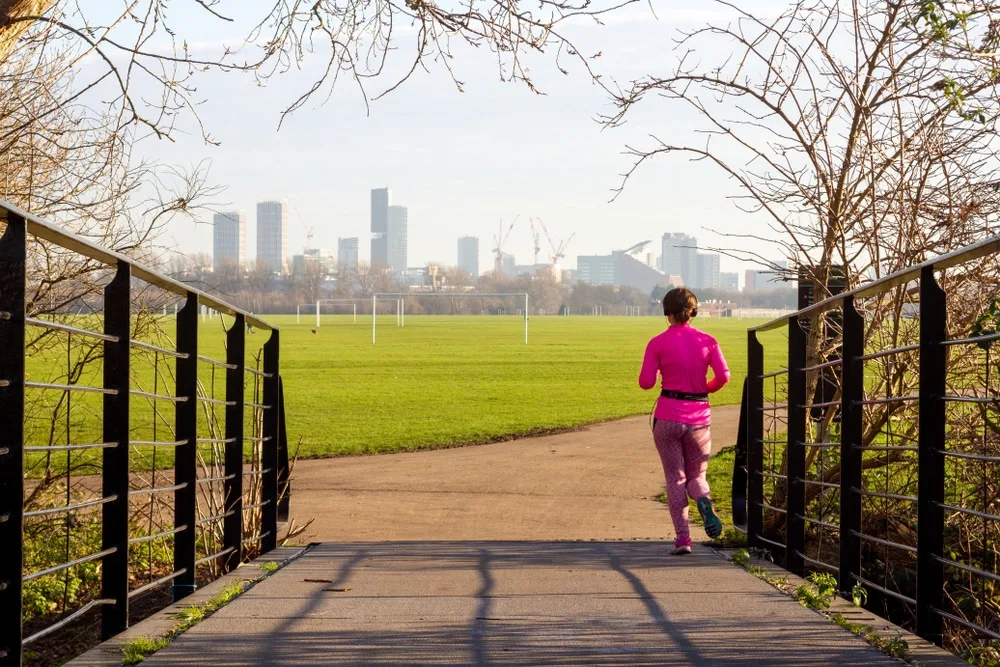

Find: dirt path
287;405;742;543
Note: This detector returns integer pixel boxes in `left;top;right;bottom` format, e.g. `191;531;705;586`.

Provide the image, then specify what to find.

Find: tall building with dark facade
338;237;359;271
212;210;245;273
387;205;408;274
370;187;390;267
256;200;288;274
458;236;479;277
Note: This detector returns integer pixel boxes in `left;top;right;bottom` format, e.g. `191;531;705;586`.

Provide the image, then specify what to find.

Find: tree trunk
0;0;55;64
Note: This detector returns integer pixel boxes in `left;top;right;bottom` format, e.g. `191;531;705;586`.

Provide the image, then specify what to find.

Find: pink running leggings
653;419;712;544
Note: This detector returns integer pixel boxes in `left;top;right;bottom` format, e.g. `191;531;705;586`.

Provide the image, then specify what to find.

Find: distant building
744;269;757;292
457;236;479;277
502;253;516;276
337;237;359;271
755;260;790;290
291;248;335;276
695;253;720;290
256;200;288;274
578;251;668;293
387;205;408;274
661;233;698;286
371;187;390;267
721;272;739;292
577;255;616;285
212;210;245;273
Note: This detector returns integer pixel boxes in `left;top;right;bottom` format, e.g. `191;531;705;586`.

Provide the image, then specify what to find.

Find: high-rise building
256;200;288;274
457;236;479;277
371;187;390;267
695;253;720;290
338;237;359;271
720;272;739;291
744;269;757;292
502;253;516;276
387;205;408;274
212;210;245;273
661;233;698;286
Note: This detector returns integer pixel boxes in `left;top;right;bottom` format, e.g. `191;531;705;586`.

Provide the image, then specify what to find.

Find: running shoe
697;496;724;539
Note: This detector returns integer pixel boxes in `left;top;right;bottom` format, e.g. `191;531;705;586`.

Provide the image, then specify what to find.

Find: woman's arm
706;341;731;393
638;340;659;390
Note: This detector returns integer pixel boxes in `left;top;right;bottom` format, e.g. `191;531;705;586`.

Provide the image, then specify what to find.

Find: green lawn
272;314;785;457
24;314;787;462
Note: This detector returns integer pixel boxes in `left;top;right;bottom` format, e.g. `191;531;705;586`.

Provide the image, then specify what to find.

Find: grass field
23;314;787;462
269;314;785;457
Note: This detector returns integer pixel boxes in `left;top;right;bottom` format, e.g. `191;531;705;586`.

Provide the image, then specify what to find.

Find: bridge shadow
142;541;896;666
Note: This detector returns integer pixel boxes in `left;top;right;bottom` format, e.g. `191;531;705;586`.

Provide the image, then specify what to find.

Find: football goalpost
371;292;529;345
298;299;374;327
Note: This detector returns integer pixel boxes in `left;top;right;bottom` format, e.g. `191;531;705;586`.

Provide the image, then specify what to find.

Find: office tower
661;233;698;286
720;272;739;292
502;253;516;276
695;253;720;290
338;237;359;271
744;269;757;292
457;236;479;276
212;210;245;273
387;205;408;274
371;187;390;267
256;200;288;274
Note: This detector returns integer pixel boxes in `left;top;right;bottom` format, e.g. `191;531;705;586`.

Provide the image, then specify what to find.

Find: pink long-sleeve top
639;322;731;425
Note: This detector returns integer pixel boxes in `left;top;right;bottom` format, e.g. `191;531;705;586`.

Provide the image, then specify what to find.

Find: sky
127;0;788;282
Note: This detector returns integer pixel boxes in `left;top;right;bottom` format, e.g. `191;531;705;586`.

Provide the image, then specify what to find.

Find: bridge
1;201;994;665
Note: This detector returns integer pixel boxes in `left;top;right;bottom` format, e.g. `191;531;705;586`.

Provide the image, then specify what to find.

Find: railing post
786;316;807;576
223;315;246;573
731;378;749;528
0;212;27;667
917;265;946;645
747;331;765;549
276;377;290;523
102;261;131;639
173;292;199;601
262;330;280;553
839;296;864;598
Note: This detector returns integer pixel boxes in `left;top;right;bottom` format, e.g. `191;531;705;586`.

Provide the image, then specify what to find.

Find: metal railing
0;202;291;666
737;234;1000;652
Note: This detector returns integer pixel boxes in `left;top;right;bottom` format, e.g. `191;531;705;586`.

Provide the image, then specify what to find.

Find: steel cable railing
0;202;290;667
738;240;1000;655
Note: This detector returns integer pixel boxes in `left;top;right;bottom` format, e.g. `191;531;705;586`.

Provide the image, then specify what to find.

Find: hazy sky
136;0;786;280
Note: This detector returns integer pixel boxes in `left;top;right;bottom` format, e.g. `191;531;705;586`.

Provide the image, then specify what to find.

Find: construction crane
529;218;542;266
536;218;575;267
291;203;314;251
492;215;519;275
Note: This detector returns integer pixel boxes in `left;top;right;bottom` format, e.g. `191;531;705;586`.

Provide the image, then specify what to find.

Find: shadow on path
141;541;896;667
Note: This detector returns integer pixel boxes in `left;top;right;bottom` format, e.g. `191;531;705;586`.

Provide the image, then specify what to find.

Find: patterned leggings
653;419;712;544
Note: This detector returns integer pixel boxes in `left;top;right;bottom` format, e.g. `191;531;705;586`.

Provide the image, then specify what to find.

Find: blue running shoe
697;497;723;539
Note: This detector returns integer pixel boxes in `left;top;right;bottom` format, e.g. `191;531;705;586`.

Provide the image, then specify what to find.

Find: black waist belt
660;389;709;402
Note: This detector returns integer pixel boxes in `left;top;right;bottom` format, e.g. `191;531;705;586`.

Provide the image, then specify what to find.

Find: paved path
288;406;742;543
139;542;896;666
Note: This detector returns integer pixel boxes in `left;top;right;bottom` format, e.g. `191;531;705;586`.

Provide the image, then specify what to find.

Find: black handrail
741;237;1000;653
0;202;291;667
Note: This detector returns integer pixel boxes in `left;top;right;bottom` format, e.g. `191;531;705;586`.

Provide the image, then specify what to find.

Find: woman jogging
639;288;730;555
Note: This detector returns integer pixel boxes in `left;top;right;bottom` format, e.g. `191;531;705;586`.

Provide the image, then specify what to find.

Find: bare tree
604;0;1000;650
